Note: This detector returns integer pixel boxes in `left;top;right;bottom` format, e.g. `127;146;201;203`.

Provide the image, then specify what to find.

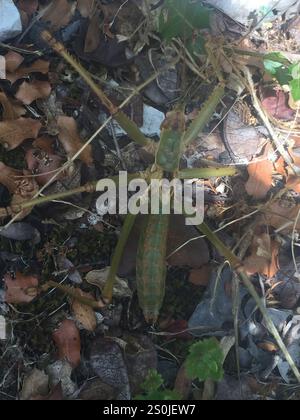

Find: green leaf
141;369;163;393
264;59;284;75
135;369;182;401
159;0;210;41
290;78;300;101
186;338;224;382
290;62;300;80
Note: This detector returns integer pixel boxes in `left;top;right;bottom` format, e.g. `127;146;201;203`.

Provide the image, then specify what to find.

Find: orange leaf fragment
57;116;93;166
53;320;81;368
16;81;52;105
0;118;41;150
243;233;280;278
245;151;273;200
4;272;39;304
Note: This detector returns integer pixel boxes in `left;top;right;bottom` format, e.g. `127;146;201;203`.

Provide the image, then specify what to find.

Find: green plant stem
178;167;236;179
103;213;137;302
196;222;300;383
184;84;225;146
41;30;151;148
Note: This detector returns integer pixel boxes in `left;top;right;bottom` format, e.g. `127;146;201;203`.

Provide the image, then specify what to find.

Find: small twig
244;66;300;175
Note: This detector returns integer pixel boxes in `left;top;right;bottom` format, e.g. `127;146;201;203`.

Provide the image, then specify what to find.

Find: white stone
0;0;22;42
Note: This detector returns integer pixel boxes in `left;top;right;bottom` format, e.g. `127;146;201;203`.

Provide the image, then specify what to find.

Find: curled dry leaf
17;0;39;16
245;147;273;200
71;289;97;332
243;233;280;278
4;272;39;304
0;118;41;150
16;80;52;105
0;91;20;120
42;0;75;31
4;51;24;73
86;268;132;300
7;60;50;84
77;0;95;17
52;319;81;368
57;116;93;166
261;87;295;121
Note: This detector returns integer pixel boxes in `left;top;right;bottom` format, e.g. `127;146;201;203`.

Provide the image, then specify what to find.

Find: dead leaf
4;51;24;73
21;369;49;400
84;12;101;53
257;341;278;353
71;289;97;332
42;0;75;31
174;364;192;400
263;200;300;234
0;118;41;150
0;91;20;120
245;147;273;199
16;80;52;105
189;265;212;287
18;0;39;16
7;60;50;84
57;116;93;166
52;320;81;368
4;272;39;304
261;87;295;121
243;233;280;278
286;175;300;193
86;268;132;299
77;0;95;18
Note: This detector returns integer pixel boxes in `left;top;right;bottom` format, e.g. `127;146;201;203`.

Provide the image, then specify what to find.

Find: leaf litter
1;0;300;402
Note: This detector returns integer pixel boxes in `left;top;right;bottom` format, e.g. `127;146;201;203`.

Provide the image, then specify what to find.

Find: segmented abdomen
136;214;170;323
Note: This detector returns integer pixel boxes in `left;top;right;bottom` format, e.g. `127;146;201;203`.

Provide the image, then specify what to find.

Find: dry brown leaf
0;91;20;120
174;364;192;400
7;60;50;84
4;272;39;304
52;320;81;368
4;51;24;73
0;118;41;150
42;0;75;31
245;147;273;199
189;265;212;287
20;369;49;400
286;175;300;193
57;116;93;166
71;290;97;332
18;0;39;16
243;233;280;278
77;0;95;17
84;12;101;53
0;162;22;193
263;200;300;234
16;80;52;105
